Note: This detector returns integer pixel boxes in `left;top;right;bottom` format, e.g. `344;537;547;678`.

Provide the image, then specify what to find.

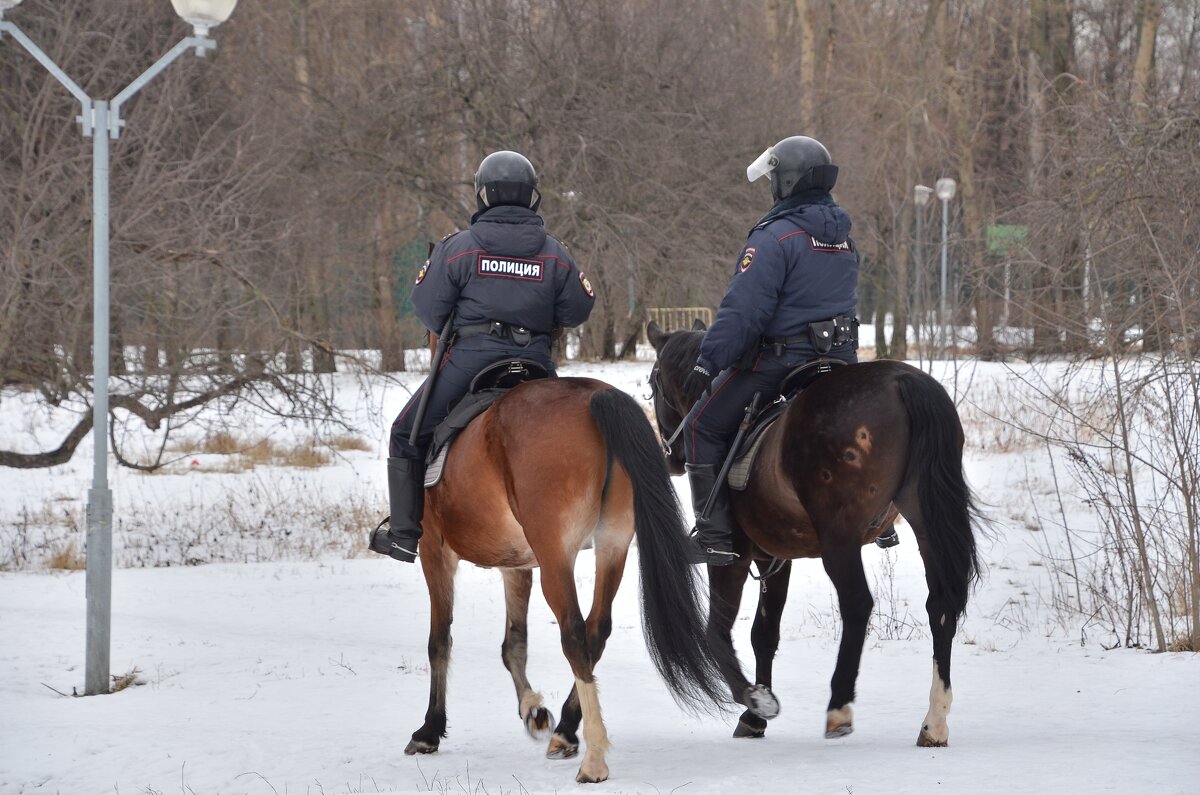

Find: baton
408;311;456;447
702;391;762;520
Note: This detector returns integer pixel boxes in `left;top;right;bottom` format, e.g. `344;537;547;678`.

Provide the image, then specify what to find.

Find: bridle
649;363;686;455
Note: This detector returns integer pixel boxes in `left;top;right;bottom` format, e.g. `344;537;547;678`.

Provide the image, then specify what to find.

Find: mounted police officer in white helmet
679;135;886;565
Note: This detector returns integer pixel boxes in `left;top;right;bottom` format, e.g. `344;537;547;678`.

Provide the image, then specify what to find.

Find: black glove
682;363;715;402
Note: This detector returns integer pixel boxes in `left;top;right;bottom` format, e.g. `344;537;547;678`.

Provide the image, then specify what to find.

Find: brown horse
405;373;752;783
646;320;981;747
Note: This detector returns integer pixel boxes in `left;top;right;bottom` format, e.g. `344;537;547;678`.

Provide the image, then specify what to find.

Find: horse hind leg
896;488;957;747
820;541;873;739
544;542;628;758
406;540;459;755
500;570;553;740
539;559;611;783
546;540;629;759
547;556;624;760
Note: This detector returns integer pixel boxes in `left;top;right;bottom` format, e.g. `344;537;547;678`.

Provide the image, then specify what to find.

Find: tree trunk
1131;0;1161;119
797;0;816;127
1029;0;1076;355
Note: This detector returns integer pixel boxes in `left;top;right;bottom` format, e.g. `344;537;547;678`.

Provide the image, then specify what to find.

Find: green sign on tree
986;224;1028;257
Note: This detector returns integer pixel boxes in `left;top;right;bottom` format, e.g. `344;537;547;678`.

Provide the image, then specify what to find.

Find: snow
2;356;1198;794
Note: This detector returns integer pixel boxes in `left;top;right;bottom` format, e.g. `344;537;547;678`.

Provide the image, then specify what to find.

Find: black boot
874;525;900;549
369;457;425;563
686;464;739;566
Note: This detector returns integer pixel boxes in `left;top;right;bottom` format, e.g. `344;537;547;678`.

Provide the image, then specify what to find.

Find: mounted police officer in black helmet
679;135;892;566
369;150;596;563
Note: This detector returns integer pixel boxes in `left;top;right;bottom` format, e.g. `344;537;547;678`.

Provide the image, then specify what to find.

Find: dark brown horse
647;320;981;747
405;373;750;783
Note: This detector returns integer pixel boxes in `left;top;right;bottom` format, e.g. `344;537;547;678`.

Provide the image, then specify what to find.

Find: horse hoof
404;738;439;755
824;724;854;739
524;706;554;739
575;763;609;784
825;704;853;738
917;726;948;747
733;719;766;739
546;734;579;759
745;685;781;720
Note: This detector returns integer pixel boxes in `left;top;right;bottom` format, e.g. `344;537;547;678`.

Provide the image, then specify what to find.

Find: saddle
423;359;550;488
727;358;845;491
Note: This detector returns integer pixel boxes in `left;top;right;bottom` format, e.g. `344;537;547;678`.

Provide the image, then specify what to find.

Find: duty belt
762;315;859;355
455;320;545;347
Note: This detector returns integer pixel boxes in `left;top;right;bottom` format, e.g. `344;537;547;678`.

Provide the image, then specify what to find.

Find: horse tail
896;370;981;619
588;388;736;714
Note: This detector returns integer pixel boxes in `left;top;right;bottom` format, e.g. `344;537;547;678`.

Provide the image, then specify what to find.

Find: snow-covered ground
1;354;1197;794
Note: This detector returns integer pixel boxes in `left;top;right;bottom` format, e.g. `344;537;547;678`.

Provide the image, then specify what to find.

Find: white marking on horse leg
918;659;953;747
825;703;854;738
519;690;544;717
574;678;610;783
519;689;552;738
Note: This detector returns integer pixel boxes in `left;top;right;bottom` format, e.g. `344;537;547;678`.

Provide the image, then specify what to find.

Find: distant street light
935;177;957;356
914;185;933;358
1;0;239;696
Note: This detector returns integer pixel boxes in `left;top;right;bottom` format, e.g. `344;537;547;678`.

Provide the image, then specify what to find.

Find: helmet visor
746;147;777;183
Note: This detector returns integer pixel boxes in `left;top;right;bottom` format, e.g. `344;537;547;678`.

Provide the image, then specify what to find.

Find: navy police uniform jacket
413;205;594;338
682;196;858;466
697;197;858;375
391;205;594;460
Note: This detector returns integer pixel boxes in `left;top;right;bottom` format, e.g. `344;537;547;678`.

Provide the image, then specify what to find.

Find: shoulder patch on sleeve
809;237;853;254
578;270;594;297
415;259;430;285
738;247;756;273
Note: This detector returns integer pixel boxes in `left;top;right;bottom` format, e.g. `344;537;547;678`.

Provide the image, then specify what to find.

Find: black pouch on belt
808;320;836;355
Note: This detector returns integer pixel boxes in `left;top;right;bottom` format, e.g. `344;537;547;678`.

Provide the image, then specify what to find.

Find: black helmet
474;151;541;211
746;135;839;202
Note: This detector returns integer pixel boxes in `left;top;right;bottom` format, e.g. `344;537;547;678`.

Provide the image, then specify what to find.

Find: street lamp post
913;185;933;360
935;177;957;357
1;0;239;696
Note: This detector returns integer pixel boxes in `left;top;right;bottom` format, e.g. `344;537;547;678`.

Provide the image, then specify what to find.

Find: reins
651;359;788;584
650;365;686;455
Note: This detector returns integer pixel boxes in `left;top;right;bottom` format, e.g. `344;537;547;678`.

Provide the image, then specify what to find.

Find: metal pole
940;197;949;357
85;100;113;696
4;8;227;699
915;206;923;360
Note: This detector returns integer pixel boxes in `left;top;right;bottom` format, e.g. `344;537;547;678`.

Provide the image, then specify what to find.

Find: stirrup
690;530;739;566
702;547;740;566
874;528;900;549
369;517;419;563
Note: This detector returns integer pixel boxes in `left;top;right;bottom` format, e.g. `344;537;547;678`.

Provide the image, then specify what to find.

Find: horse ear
646;320;667;353
691;318;707;332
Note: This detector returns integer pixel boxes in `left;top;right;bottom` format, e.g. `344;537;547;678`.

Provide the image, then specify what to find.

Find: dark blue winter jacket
412;206;595;336
697;198;858;374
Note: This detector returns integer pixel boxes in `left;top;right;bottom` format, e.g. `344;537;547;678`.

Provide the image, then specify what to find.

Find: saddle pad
727;419;777;491
424;445;450;488
422;388;506;489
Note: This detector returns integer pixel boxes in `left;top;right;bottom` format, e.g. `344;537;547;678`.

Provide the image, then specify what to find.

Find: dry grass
281;445;332;468
328;434;371;452
47;541;85;570
242;438;280;466
200;431;242;455
1167;636;1196;653
163;432;348;471
110;667;146;692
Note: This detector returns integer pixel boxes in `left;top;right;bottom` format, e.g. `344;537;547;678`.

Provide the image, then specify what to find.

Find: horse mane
657;330;704;384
